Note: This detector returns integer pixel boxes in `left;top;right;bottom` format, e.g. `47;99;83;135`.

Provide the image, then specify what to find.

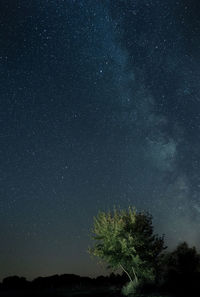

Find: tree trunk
119;264;133;283
132;266;138;283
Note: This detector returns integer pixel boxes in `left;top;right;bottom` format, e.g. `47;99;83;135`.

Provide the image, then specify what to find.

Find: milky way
1;0;200;280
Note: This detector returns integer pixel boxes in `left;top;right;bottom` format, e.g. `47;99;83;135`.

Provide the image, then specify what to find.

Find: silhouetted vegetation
0;273;126;296
158;242;200;296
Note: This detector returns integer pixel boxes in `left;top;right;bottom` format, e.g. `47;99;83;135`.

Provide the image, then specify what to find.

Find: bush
121;280;140;296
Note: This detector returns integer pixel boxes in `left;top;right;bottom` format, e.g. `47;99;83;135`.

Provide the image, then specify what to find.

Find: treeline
0;273;126;291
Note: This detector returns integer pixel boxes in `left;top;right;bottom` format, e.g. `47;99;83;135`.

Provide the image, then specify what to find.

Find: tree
88;207;165;294
161;242;200;295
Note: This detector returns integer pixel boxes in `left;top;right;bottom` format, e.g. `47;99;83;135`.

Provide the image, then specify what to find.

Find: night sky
1;0;200;280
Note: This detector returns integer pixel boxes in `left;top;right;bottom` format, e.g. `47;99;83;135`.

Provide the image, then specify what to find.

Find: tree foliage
89;206;165;292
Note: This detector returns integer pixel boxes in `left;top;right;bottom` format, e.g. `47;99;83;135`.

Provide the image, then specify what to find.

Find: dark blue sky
1;0;200;280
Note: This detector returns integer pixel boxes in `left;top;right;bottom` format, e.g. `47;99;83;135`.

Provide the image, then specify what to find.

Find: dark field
0;287;119;297
0;287;173;297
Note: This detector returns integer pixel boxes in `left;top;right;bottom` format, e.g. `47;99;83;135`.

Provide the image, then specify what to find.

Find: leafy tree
88;207;165;294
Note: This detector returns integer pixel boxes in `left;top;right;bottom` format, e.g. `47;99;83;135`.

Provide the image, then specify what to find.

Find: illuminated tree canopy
89;207;165;293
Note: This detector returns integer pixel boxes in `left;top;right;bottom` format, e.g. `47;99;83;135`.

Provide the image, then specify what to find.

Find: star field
1;0;200;280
